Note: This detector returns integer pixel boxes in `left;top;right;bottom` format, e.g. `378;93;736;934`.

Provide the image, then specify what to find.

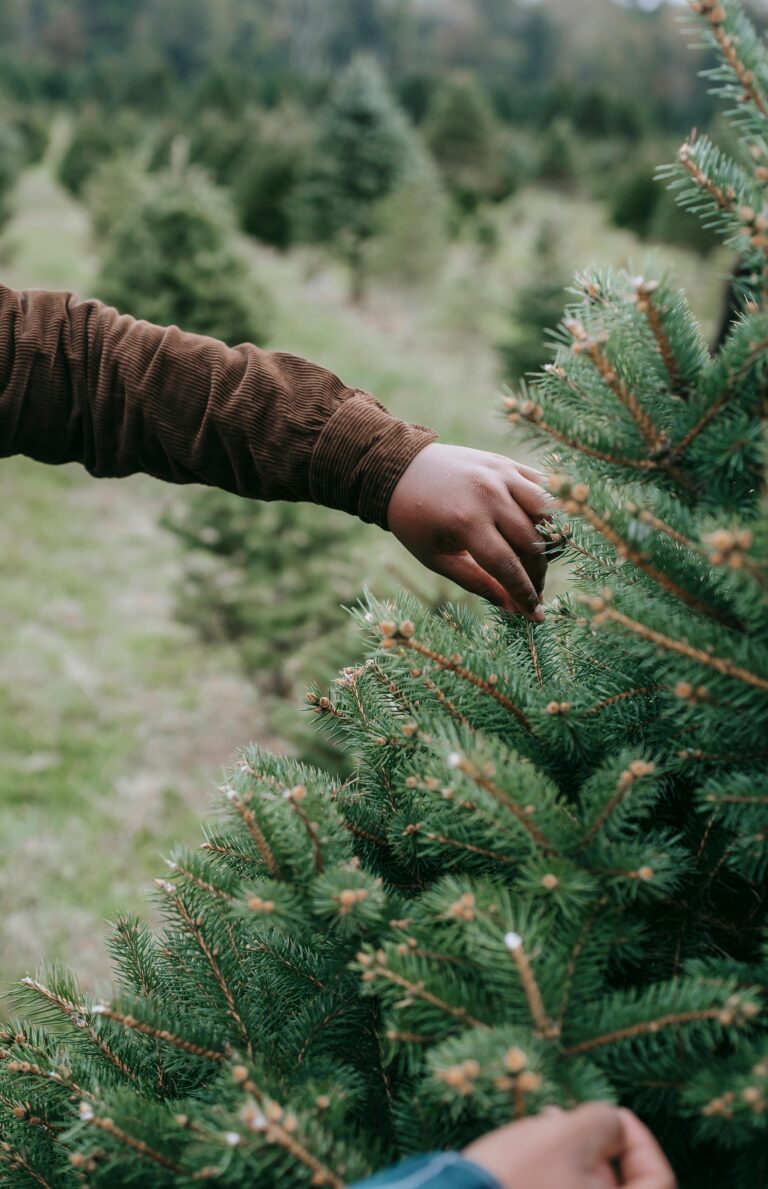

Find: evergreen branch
588;600;768;691
238;1102;345;1189
691;0;768;118
562;1007;735;1056
418;673;471;726
672;390;730;456
526;624;544;690
702;792;768;803
416;778;531;844
368;661;419;715
0;1094;60;1136
632;279;683;393
453;757;558;855
306;691;359;728
289;797;326;873
580;686;663;718
341;819;389;848
200;839;259;865
0;1141;56;1189
677;135;739;215
249;938;326;990
673;332;768;460
77;1103;188;1175
629;507;697;551
702;527;768;592
155;882;252;1055
403;822;517;867
19;979;138;1084
504;932;560;1040
296;1003;349;1065
579;760;657;849
505;403;664;473
359;958;488;1029
1;1054;94;1103
565;318;669;453
384;1029;430;1044
223;788;280;876
380;630;534;732
267;1120;344;1188
167;861;234;901
89;1005;225;1062
557;899;609;1026
570;492;741;629
111;919;157;1002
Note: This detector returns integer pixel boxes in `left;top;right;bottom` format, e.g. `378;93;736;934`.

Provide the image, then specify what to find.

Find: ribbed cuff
308;390;437;528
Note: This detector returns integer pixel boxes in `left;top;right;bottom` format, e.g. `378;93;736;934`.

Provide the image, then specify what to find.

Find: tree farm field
0;159;732;1002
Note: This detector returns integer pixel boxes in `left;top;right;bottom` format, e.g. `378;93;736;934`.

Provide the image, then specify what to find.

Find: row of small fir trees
1;2;768;1187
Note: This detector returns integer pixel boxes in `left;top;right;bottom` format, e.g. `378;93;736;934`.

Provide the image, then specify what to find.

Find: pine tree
497;221;569;384
0;124;20;233
2;4;768;1187
162;491;367;773
290;58;414;303
424;74;503;214
95;166;273;348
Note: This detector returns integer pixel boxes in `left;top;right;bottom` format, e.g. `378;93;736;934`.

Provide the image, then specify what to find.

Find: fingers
429;551;518;613
617;1109;677;1189
514;461;548;488
507;469;555;526
559;1103;625;1167
469;526;544;621
494;502;547;596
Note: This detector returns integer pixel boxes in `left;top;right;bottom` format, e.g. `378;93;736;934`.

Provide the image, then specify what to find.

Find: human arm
0;282;435;528
0;283;551;613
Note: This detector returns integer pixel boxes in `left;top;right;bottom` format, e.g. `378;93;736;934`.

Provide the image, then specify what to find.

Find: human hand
387;444;552;621
462;1104;676;1189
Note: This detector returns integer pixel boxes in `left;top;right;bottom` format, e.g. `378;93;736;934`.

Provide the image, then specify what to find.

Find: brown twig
155;882;252;1055
20;979;138;1083
225;789;279;876
389;636;534;732
90;1005;224;1062
79;1106;188;1175
563;1007;731;1056
590;603;768;692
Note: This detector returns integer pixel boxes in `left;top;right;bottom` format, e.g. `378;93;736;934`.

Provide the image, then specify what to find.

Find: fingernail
532;604;545;623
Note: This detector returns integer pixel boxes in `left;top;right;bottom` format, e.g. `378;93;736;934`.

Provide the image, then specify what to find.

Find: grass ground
0;155;733;1001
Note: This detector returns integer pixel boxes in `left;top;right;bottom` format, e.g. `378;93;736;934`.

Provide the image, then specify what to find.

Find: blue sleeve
349;1151;503;1189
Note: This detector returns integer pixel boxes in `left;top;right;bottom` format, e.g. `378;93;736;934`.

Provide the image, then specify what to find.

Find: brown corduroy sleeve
0;283;437;528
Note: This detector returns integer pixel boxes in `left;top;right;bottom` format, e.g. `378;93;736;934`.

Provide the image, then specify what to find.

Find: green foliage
163;492;364;701
610;164;719;255
0;125;21;232
94;167;272;347
497;221;569;383
424;74;504;212
57;109;139;197
2;5;768;1188
232;109;311;250
290;57;414;301
367;141;450;287
532;118;578;191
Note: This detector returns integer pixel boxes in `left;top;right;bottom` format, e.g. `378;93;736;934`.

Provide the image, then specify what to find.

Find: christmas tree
95;165;272;348
1;2;767;1186
290;58;415;303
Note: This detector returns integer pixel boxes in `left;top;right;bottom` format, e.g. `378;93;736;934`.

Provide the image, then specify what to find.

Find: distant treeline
0;0;749;134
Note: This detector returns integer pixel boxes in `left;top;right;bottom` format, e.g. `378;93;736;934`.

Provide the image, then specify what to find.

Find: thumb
617;1109;676;1188
561;1103;625;1168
